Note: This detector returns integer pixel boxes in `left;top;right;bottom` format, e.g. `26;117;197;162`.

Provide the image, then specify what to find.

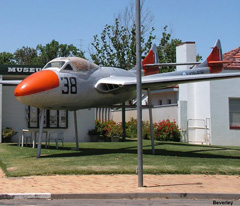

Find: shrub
142;121;150;139
94;120;102;135
126;118;137;138
125;118;150;139
95;118;181;142
2;127;17;143
153;119;181;142
95;120;122;138
106;122;122;138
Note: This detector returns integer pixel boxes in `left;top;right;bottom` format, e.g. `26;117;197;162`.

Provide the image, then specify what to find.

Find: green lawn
0;140;239;177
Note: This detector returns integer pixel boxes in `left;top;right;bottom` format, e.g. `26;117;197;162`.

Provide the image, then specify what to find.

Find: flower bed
94;118;181;142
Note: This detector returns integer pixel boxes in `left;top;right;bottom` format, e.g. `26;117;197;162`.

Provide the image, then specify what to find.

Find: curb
0;193;239;200
0;193;51;199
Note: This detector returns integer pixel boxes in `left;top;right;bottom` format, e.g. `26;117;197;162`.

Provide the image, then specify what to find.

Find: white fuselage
15;66;137;110
13;56;215;111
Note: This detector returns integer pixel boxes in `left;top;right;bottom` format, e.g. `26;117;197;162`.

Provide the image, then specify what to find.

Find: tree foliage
89;0;155;70
90;22;185;73
90;18;155;70
157;26;202;73
0;40;85;66
157;26;182;73
89;2;185;72
14;46;39;65
36;40;85;65
90;0;202;73
0;52;15;65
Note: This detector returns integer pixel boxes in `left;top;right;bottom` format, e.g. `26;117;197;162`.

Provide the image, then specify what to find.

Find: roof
223;47;240;70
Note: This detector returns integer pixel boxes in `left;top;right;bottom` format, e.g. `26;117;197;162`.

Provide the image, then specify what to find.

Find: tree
196;54;203;62
90;0;155;70
37;40;85;65
0;52;15;65
157;26;182;73
117;0;154;39
157;26;203;73
14;46;39;65
1;40;85;66
90;18;155;70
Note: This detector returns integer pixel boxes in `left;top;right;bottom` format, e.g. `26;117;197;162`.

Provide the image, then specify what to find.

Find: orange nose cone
14;70;59;97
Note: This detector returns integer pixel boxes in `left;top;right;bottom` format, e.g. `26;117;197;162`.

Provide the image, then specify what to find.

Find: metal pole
0;75;2;143
74;111;79;150
147;89;155;155
37;108;45;158
136;0;143;187
122;102;126;142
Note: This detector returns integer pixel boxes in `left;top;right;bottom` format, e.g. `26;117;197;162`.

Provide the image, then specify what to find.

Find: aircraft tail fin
142;44;159;76
198;39;228;73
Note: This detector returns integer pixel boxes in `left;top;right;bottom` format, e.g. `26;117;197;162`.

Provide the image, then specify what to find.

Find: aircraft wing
145;62;200;67
95;72;240;93
0;80;22;85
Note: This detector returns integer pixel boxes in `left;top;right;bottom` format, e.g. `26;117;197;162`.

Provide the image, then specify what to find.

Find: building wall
176;42;213;144
176;42;210;143
2;86;27;142
185;82;211;144
111;105;178;123
176;42;240;146
2;86;95;143
210;78;240;146
151;91;178;105
63;109;95;142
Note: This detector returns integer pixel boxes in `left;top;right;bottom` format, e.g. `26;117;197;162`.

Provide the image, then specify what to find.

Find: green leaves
14;46;38;65
0;52;15;65
90;22;187;73
36;40;85;65
90;18;155;70
153;119;181;141
157;26;182;73
0;40;85;66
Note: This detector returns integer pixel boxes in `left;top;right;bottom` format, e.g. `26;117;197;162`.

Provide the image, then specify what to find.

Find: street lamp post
135;0;143;187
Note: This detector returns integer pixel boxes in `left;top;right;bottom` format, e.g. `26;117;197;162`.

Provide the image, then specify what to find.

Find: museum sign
0;65;43;75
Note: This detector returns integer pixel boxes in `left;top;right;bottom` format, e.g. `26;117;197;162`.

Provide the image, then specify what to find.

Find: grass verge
0;140;239;177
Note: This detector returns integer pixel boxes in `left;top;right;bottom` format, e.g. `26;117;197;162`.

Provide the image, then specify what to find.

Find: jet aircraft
2;39;240;157
11;39;240;110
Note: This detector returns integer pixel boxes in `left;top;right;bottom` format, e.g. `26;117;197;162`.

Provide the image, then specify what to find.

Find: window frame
229;98;240;130
60;62;76;72
43;61;66;70
28;106;68;129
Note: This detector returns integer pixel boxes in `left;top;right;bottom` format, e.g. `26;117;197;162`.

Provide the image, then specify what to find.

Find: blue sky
0;0;240;61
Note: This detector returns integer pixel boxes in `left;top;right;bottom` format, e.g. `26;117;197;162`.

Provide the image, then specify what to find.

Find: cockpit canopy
44;57;99;72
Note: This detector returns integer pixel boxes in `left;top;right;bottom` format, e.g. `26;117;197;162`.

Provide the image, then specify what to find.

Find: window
229;98;240;129
49;110;58;128
28;107;68;128
63;64;73;71
44;61;65;69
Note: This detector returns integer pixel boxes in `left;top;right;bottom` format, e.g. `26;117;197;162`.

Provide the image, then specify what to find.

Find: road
0;199;239;206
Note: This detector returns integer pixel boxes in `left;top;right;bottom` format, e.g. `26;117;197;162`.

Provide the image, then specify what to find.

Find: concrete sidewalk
0;169;239;199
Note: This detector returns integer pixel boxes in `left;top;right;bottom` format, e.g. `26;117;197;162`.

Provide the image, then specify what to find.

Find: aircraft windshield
58;57;99;72
44;61;65;69
70;58;98;71
43;57;99;72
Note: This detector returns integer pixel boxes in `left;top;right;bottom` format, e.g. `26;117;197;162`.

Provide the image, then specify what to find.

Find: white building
112;42;240;146
177;42;240;146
